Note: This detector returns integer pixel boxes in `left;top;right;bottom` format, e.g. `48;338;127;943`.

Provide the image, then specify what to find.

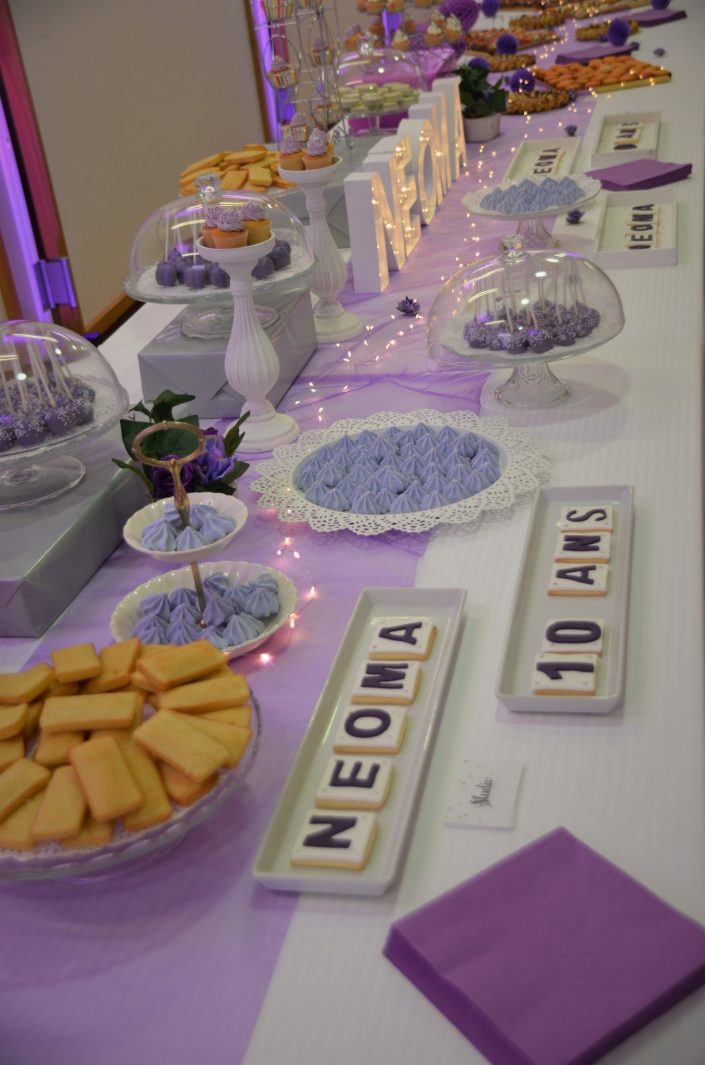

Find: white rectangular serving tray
253;587;466;895
496;485;633;715
592;187;676;268
590;111;660;168
504;137;581;182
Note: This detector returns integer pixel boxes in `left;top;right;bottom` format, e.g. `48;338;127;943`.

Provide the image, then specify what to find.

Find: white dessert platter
503;137;582;183
464;175;602;222
0;693;262;881
496;485;634;715
123;491;249;565
464;175;601;249
253;587;465;896
110;560;298;660
590;110;660;169
250;409;549;536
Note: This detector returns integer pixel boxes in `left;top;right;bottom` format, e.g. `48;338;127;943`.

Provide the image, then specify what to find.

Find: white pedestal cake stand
197;237;299;453
279;158;364;344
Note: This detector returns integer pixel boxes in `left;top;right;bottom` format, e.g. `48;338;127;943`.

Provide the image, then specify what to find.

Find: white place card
444;760;524;830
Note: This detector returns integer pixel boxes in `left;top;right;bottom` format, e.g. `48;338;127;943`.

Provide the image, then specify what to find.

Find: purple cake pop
555;323;577;346
0;415;15;452
70;397;94;425
528;329;554;354
14;412;47;447
155;260;178;286
251;256;275;281
269;241;291;270
184;264;207;289
505;332;528;355
211;265;230;288
45;402;77;436
464;324;488;349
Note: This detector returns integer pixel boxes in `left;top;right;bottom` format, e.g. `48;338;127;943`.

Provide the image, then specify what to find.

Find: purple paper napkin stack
555;42;636;65
632;8;686;26
384;828;705;1065
586;159;692;191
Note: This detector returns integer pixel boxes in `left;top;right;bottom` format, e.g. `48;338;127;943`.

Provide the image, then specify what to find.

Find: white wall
9;0;265;326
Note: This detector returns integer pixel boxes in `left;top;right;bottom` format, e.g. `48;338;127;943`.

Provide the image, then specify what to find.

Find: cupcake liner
279;151;305;170
211;229;247;249
311;47;336;67
267;67;298;89
244;220;273;245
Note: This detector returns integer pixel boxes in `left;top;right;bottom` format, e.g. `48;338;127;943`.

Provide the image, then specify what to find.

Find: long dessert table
2;4;705;1063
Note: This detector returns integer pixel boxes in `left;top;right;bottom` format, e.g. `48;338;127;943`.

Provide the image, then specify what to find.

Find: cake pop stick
43;339;72;399
27;342;55;407
10;352;30;412
0;349;14;412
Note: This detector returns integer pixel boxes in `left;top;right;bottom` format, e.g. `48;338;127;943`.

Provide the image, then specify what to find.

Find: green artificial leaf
223;410;250;457
202;480;236;496
151;391;197;424
120;416;151;458
112;459;154;498
128;400;152;420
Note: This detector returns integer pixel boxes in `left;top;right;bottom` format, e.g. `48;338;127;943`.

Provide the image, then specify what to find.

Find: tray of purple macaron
119;493;298;658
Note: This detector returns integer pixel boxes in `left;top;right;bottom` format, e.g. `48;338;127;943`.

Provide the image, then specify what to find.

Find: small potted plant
113;389;249;503
458;58;506;143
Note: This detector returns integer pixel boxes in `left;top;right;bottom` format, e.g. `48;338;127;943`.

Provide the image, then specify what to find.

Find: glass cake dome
427;236;625;406
0;320;129;508
337;48;424;121
125;189;315;307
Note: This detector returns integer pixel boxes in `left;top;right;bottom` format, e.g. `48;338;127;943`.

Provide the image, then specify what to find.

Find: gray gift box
0;430;146;637
137;288;317;419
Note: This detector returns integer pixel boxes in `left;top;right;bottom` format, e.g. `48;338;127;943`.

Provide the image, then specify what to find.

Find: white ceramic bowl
110;560;298;660
123;492;248;564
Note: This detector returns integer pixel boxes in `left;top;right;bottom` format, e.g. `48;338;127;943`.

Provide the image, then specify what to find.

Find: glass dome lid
125;189;314;305
427;236;625;370
0;321;128;461
337;48;424;115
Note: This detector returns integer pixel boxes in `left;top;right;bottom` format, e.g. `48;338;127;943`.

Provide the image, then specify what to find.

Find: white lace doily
250;409;549;536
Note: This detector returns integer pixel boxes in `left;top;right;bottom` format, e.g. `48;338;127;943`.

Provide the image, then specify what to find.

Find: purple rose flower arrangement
114;389;249;502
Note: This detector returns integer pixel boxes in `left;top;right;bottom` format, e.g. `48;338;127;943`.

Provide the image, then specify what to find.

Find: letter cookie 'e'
314;755;393;810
